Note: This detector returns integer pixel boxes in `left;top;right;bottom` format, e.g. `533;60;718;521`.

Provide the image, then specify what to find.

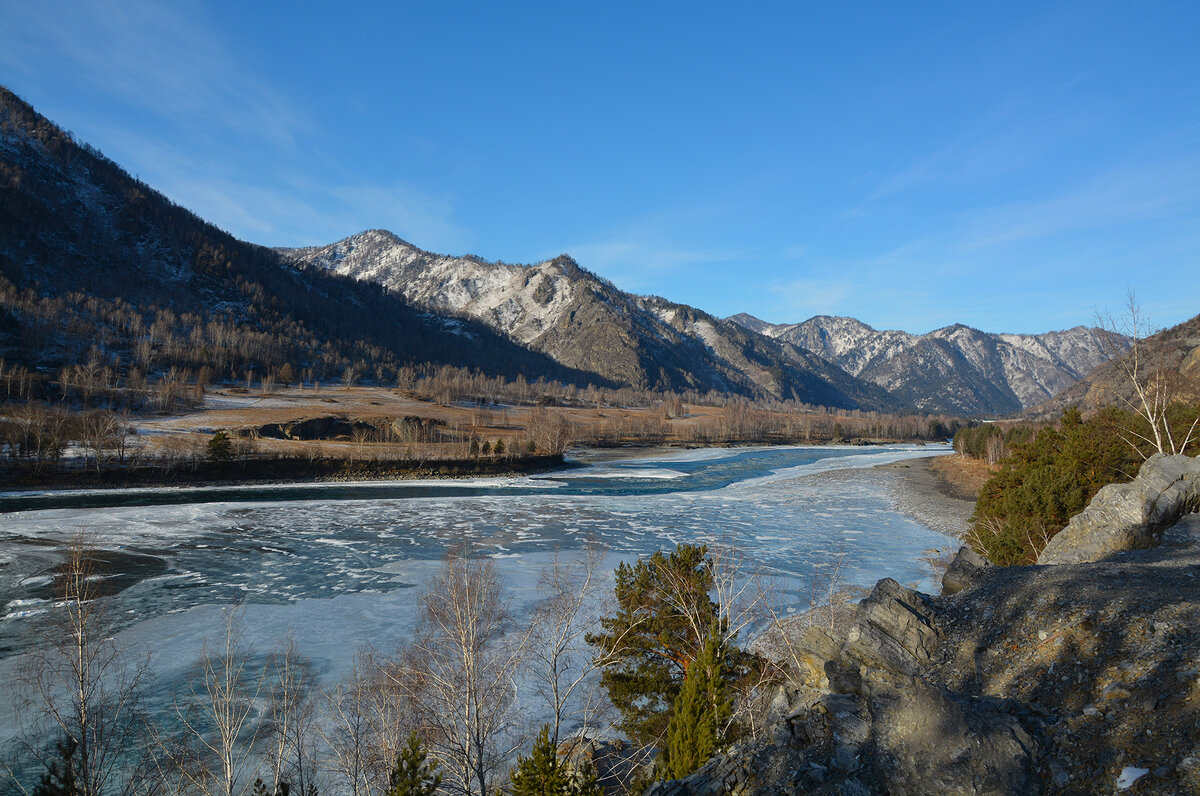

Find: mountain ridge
730;313;1119;415
1026;310;1200;419
0;86;603;390
281;231;899;410
0;83;1128;416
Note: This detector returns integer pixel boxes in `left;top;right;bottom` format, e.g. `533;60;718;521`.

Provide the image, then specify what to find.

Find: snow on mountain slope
731;313;1120;415
283;233;896;409
287;230;578;346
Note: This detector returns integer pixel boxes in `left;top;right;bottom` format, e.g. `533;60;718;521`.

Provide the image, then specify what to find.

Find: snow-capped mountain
729;314;1120;415
282;232;897;410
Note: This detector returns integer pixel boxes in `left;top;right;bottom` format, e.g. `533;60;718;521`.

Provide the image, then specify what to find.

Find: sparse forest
1;539;813;796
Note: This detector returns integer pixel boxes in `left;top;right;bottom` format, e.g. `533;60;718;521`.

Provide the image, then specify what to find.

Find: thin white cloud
0;1;469;251
766;276;855;321
557;235;740;293
0;0;304;148
849;99;1101;218
76;125;468;250
954;160;1200;251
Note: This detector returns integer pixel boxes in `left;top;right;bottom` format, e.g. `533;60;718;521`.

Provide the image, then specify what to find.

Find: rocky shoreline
648;454;1200;795
876;457;975;538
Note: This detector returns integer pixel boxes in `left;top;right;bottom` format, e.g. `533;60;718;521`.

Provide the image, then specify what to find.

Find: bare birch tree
321;652;402;796
5;537;152;796
153;607;264;796
263;634;322;795
384;551;529;796
527;544;612;748
1098;290;1199;457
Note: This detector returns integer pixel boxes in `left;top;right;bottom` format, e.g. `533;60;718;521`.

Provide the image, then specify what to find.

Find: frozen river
0;443;954;712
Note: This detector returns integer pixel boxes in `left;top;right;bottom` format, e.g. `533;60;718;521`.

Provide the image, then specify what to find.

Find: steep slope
283;232;897;409
1029;311;1200;419
733;313;1117;415
0;86;596;386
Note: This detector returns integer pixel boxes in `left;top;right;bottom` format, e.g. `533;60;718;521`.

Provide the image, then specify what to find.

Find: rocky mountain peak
730;312;1122;415
282;236;895;408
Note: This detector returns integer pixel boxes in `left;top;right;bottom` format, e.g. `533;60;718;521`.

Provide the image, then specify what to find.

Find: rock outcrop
1038;453;1200;564
939;545;993;595
647;460;1200;795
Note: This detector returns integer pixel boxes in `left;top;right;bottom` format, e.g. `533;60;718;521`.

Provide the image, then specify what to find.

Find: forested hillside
0;86;603;406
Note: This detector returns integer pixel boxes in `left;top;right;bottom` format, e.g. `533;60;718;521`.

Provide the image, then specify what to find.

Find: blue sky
2;1;1198;334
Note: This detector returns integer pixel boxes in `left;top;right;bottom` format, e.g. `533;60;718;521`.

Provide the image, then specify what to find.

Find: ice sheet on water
0;445;954;711
566;467;688;480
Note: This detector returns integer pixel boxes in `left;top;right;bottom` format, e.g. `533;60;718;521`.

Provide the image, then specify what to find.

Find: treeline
0;405;567;486
0;397;958;491
951;423;1039;464
575;402;958;447
3;542;823;796
963;404;1200;565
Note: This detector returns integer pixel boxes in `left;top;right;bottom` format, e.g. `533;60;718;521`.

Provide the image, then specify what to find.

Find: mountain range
0;84;1154;417
0;86;604;391
1027;311;1200;419
281;231;896;410
730;314;1117;415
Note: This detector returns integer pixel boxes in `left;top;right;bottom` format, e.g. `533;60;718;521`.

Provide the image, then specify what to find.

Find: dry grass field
129;384;897;462
928;454;995;500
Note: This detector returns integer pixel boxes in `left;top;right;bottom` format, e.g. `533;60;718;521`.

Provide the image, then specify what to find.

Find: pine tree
510;725;565;796
563;757;605;796
658;620;733;781
387;732;442;796
587;544;722;746
207;429;233;461
251;777;293;796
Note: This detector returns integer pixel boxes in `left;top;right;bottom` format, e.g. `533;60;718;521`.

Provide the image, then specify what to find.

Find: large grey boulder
1038;453;1200;565
1163;512;1200;545
842;579;940;677
941;546;994;595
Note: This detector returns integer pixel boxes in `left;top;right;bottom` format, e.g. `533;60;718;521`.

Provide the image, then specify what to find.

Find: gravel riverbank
877;456;975;538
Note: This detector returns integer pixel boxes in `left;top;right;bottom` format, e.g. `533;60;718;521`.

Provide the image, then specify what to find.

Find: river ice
0;443;954;737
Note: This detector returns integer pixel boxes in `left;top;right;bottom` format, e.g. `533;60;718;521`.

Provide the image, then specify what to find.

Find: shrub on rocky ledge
969;407;1140;564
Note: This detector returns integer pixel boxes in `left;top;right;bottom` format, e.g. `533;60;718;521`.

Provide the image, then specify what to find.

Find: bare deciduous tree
384;551;529;796
527;544;612;748
1098;291;1199;457
154;607;264;796
526;408;572;455
263;634;322;796
321;652;400;796
5;537;152;796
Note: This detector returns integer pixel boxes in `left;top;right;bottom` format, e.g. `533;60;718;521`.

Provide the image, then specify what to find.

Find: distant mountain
282;231;897;410
730;313;1119;416
1028;312;1200;419
0;86;599;387
1;82;1120;417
